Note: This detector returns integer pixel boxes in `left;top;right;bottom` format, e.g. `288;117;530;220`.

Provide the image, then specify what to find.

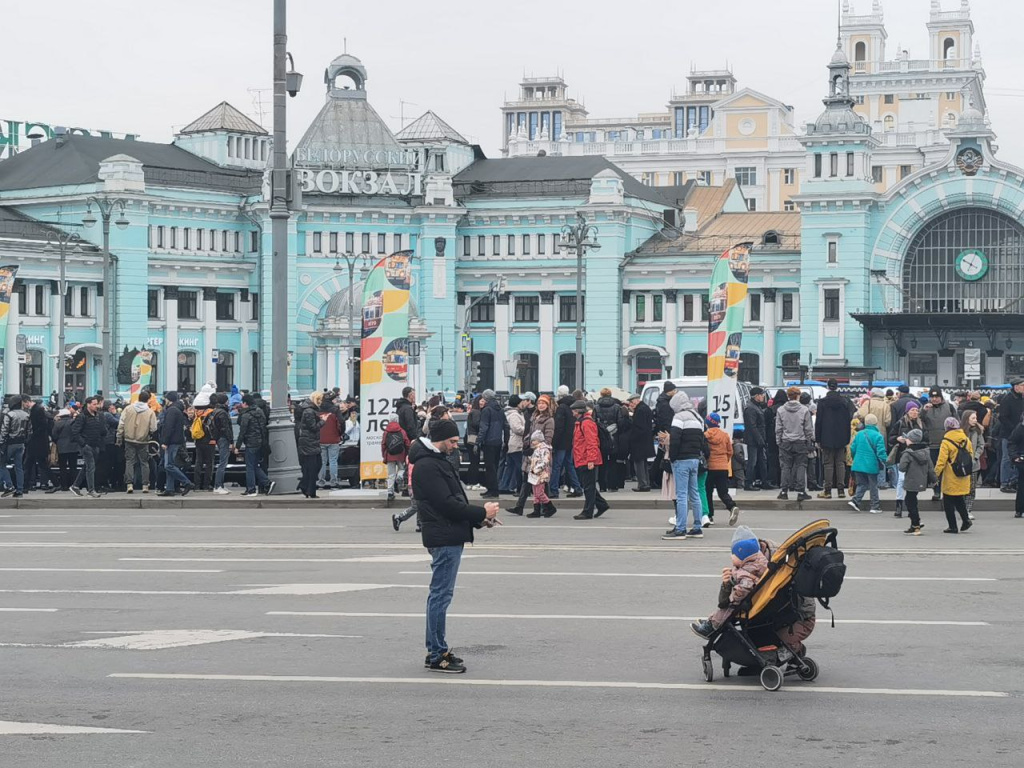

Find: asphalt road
0;501;1020;767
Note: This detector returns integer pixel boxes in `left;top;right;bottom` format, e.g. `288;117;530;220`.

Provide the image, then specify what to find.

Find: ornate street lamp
557;213;600;392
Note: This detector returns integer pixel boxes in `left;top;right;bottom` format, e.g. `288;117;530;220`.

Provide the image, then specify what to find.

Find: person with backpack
382;419;411;502
933;417;974;533
595;388;621;493
208;394;234;495
897;428;936;535
848;413;887;514
571;400;608;520
0;395;33;497
920;386;957;501
191;397;217;492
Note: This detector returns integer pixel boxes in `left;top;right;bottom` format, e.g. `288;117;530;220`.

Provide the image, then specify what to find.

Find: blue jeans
245;446;269;492
1001;439;1018;487
1;443;25;492
852;471;880;509
319;444;339;484
549;448;581;498
672;458;701;533
425;544;464;662
214;437;231;489
163;445;193;492
501;451;523;491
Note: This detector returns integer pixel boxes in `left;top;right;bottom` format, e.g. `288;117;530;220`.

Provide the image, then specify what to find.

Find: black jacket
296;398;321;456
396;399;420;441
742;401;766;447
628;401;656;459
890;394;916;425
595;397;621;431
103;412;120;445
28;403;51;451
210;405;233;442
478;400;505;447
552;396;575;451
1008;422;1024;463
413;447;487;548
654;392;674;433
53;417;76;455
159;402;187;446
996;390;1024;439
815;391;854;449
71;409;108;450
236;407;266;451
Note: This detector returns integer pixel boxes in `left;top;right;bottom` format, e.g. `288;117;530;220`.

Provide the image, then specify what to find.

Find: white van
640;377;753;428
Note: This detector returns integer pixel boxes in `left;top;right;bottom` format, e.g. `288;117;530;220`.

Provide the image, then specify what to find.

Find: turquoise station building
0;46;1021;400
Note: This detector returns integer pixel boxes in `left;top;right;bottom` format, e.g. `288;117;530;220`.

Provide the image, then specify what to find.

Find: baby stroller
699;519;845;691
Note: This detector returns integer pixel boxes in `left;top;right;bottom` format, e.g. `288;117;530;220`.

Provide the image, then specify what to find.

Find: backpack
385;429;406;457
190;414;206;441
595;419;614;456
597;405;618;435
942;437;972;478
794;545;846;610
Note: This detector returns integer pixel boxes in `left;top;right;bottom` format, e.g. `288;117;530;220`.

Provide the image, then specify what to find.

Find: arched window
177;351;196;393
559;352;581;392
683;352;708;376
943;38;956;63
903;208;1024;314
854;41;867;71
762;230;780;246
516;353;539;395
216;351;235;392
738;353;760;384
781;352;801;370
883;115;896;133
471;352;494;392
635;353;663;390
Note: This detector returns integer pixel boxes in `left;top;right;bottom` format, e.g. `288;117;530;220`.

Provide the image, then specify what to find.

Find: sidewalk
0;484;1018;511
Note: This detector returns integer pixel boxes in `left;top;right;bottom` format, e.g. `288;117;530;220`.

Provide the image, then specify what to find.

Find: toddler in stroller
690;526;767;638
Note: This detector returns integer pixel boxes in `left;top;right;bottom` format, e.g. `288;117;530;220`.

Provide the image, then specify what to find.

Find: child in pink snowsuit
690;526;768;638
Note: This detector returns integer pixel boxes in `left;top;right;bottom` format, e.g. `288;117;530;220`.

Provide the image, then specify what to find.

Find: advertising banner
0;265;19;394
129;350;155;403
707;243;751;431
358;251;412;481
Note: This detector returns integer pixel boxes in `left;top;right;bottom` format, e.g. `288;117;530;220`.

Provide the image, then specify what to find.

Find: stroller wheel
796;657;819;682
722;660;731;678
759;665;784;692
701;656;714;683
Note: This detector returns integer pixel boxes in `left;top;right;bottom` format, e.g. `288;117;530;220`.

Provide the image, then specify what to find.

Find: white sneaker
667;515;676;526
701;515;711;527
213;487;230;495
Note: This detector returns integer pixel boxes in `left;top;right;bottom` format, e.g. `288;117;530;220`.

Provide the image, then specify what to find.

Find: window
814;154;823;178
377;233;386;254
559;352;581;392
477;235;486;256
734;167;757;186
251;293;259;321
20;349;42;396
854;41;866;67
250;231;258;252
517;353;539;395
329;232;338;253
783;168;795;185
784;200;796;212
830;153;838;177
673;171;684;186
196;229;205;251
312;232;322;253
234;231;241;252
884;115;895;132
537;234;546;255
148;289;160;319
177;351;196;393
507;235;516;256
900;164;912;179
345;232;354;253
215;351;235;392
738;353;760;384
943;37;956;61
683;294;695;323
514;295;539;323
177;290;198;320
215;292;235;321
745;198;757;212
823;288;841;321
251;351;259;391
698;170;713;186
183;228;191;250
846;152;855;177
471;352;494;392
883;94;894;105
361;233;370;253
781;352;801;371
34;284;44;315
170;227;178;249
157;226;165;249
79;286;90;317
14;282;26;314
469;297;494;323
827;240;838;264
781;293;794;322
522;235;530;255
492;235;501;255
749;293;761;323
700;295;710;323
854;95;865;105
652;294;663;322
64;286;73;317
683;353;708;377
210;229;218;252
635;294;646;323
559;295;584;323
872;166;883;183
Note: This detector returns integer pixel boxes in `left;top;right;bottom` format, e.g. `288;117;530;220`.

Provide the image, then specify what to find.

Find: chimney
683;207;699;232
54;126;67;148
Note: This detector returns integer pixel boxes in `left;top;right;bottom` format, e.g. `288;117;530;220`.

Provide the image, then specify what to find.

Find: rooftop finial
343;37;347;54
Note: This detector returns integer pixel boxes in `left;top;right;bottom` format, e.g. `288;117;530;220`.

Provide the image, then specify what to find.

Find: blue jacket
850;425;887;474
478;400;506;447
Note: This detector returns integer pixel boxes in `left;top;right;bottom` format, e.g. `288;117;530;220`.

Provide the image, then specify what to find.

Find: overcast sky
5;0;1024;161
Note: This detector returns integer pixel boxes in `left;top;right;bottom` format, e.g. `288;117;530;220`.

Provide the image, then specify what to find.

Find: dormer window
762;231;780;246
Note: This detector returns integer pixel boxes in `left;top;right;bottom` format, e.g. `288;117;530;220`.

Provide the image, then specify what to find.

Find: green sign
955;249;988;281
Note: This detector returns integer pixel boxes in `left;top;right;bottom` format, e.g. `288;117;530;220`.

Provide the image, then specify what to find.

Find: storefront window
177;352;196;393
21;350;42;396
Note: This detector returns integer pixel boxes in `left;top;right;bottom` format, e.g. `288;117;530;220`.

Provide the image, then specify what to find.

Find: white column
315;346;328;389
50;291;61;394
664;290;678;378
164;293;178;393
239;323;250;391
539;293;554;392
203;289;216;387
620;291;631;388
495;296;511;375
762;289;777;386
6;301;20;395
768;168;781;211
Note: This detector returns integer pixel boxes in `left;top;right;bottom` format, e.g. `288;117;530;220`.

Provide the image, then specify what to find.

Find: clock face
955;249;989;281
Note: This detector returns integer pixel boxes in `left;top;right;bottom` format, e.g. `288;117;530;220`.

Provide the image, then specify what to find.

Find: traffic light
468;360;481;389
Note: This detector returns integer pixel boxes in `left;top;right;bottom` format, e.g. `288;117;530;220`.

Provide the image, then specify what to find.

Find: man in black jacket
414;419;498;674
549;387;583;499
70;396;107;498
651;382;676;490
210;394;235;494
235;395;274;496
157;392;194;497
396;387;420;441
815;379;854;498
627;394;655;491
890;385;916;426
996;378;1024;492
743;388;768;490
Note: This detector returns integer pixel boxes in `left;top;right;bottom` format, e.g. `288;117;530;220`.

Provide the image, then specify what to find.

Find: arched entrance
623;345;666;392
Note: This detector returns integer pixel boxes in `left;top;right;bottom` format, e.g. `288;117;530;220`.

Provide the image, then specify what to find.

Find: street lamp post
332;251;371;393
82;196;129;399
44;231;82;407
557;213;600;393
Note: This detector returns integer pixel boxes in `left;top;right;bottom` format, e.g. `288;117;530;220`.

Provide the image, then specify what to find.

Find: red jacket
381;421;410;461
572;414;602;468
318;411;343;445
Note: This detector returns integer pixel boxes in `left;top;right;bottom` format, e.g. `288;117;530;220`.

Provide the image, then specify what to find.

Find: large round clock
955;249;989;281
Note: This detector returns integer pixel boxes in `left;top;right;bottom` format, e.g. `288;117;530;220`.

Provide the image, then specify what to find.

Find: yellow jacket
933;428;973;496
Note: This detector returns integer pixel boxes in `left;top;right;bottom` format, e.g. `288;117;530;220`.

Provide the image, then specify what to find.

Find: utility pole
558;214;600;392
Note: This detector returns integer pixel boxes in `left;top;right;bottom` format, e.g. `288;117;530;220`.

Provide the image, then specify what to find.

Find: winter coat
318;409;343;445
531;411;555;446
725;550;769;606
552;396;576;451
27;404;50;451
850;424;887;474
933;428;972;496
118;402;158;445
506;407;526;453
296;398;321;456
465;405;481;445
996;389;1024;439
210;406;233;443
595;397;621;434
705;427;733;471
478;400;505;447
857;396;892;442
528;441;552;485
395;399;420;441
572;413;602;468
668;393;706;462
628;401;656;459
103;411;120;445
889;394;916;425
235;406;267;452
815;391;854;449
614;408;632;458
70;410;108;450
965;425;985;471
775;400;814;445
920;401;958;448
654;392;675;433
742;400;766;447
898;443;936;492
1008;422;1024;463
159;402;188;446
0;408;31;445
413;446;487;548
889;414;923;443
53;417;77;455
381;421;410;462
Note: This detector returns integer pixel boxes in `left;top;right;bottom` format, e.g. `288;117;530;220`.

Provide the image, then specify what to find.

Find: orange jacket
705;427;733;472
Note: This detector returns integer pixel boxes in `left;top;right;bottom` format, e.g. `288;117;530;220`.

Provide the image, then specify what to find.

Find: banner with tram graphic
128;349;155;403
358;250;412;482
707;242;752;431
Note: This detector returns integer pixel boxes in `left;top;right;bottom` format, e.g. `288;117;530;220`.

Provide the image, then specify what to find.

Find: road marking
0;608;58;612
0;720;148;735
0;583;426;596
106;673;1009;699
397;570;996;582
0;524;348;529
65;630;360;650
0;568;224;573
0;531;67;535
265;611;989;626
119;555;525;564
